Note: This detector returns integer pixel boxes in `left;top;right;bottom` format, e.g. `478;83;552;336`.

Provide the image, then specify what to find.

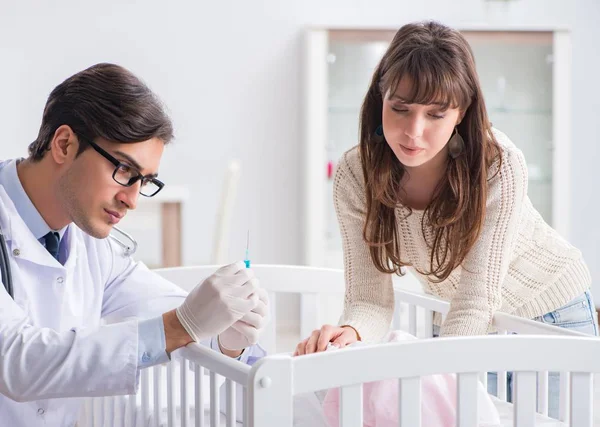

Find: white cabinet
303;28;572;269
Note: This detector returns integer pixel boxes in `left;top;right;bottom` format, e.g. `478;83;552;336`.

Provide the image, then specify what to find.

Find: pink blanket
321;331;501;427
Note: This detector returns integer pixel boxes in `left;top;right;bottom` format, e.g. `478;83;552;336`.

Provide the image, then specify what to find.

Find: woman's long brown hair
359;21;501;282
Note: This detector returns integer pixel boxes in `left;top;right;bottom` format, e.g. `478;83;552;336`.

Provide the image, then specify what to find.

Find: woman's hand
293;325;360;356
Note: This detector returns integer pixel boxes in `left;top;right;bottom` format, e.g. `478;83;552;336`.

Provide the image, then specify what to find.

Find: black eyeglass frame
81;136;165;197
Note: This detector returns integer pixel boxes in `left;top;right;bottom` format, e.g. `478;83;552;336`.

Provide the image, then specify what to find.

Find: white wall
570;0;600;306
1;1;599;316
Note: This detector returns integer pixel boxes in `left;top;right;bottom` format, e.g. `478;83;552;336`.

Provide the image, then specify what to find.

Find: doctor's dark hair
28;63;173;161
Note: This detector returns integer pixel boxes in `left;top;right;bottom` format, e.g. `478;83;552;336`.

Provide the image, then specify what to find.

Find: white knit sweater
335;129;591;341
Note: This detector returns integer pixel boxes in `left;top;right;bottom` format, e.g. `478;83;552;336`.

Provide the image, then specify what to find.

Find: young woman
294;21;597;416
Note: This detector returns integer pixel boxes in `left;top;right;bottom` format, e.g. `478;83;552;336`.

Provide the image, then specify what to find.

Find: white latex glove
176;261;258;343
218;287;269;351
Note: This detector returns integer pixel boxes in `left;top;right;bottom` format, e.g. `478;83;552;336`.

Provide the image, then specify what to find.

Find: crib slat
210;371;219;427
537;371;549;416
423;309;433;338
559;371;570;422
129;393;137;427
340;384;363;427
225;379;236;427
408;305;417;336
83;398;93;427
103;396;114;427
262;292;277;354
154;365;163;427
167;362;175;427
243;387;248;427
496;331;508;401
93;394;103;426
300;293;319;339
114;395;123;427
497;371;508;401
393;293;403;330
570;372;593;427
181;359;189;427
399;377;421;426
479;371;487;391
126;394;136;427
194;364;204;427
457;373;478;426
141;369;150;426
513;371;536;426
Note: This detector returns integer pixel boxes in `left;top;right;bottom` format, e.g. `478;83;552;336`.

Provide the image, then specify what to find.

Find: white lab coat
0;184;189;426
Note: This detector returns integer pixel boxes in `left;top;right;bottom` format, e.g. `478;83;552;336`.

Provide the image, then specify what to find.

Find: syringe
244;230;251;268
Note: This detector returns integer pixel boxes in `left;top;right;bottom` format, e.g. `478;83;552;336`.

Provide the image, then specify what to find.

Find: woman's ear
456;110;466;126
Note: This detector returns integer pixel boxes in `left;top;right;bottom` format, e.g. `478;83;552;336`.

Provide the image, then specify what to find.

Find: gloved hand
218;287;269;351
176;261;258;343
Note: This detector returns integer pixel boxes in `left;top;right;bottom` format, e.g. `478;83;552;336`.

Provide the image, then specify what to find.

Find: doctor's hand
293;324;360;356
175;261;259;344
218;287;269;352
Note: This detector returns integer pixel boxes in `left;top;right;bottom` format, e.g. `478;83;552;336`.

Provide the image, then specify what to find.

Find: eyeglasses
82;137;165;197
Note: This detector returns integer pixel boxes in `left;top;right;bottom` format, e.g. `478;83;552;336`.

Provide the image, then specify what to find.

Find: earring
373;125;385;143
448;127;465;159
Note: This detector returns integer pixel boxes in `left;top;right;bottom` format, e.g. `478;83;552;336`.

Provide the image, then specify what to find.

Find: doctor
0;63;268;426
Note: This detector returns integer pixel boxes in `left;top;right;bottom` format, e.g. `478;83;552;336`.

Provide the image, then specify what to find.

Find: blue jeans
433;290;598;419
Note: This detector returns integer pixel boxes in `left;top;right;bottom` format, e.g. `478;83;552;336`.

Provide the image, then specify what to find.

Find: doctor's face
58;137;165;239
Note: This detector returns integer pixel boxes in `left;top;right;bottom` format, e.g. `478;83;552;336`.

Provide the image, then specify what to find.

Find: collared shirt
1;159;67;256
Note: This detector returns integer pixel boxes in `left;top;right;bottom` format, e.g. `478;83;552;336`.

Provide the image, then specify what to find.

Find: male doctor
0;63;268;426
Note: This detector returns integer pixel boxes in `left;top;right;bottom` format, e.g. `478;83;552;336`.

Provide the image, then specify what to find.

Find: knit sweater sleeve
441;137;528;336
335;149;395;343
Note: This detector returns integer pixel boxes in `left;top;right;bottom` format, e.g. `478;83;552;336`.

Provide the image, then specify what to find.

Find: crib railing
392;286;589;423
114;333;598;427
245;334;599;427
79;266;596;426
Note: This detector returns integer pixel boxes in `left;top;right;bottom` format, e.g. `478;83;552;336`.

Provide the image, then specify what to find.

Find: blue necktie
43;231;60;260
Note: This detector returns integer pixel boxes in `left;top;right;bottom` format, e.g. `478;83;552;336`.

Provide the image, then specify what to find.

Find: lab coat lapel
0;186;64;270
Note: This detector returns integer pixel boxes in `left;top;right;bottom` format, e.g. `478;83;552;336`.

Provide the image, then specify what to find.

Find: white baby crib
78;265;599;427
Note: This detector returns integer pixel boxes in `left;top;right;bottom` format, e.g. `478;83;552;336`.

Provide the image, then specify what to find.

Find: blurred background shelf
118;186;190;268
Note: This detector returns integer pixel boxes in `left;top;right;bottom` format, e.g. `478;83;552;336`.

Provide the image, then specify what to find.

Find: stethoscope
0;225;137;299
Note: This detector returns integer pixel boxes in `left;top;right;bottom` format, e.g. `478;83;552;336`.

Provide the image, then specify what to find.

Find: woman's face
382;78;463;170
